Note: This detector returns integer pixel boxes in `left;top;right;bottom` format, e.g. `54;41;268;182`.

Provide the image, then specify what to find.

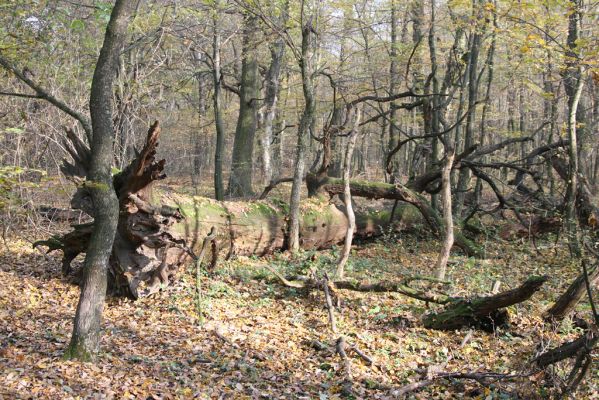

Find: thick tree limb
534;328;598;368
423;276;548;330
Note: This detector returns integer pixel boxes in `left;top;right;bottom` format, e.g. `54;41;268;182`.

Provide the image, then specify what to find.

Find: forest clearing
1;0;598;398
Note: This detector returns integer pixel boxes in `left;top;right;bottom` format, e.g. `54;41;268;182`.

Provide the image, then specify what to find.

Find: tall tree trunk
474;4;496;205
192;49;208;188
427;0;440;210
563;0;583;257
227;13;259;197
261;1;288;185
212;8;225;201
64;0;133;361
386;0;400;181
289;12;316;251
455;0;483;217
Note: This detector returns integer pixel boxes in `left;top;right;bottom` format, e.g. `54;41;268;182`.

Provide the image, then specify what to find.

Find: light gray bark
434;150;455;280
336;109;361;279
261;1;288;184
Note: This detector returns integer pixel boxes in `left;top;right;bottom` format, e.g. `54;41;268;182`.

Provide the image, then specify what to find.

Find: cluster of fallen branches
266;263;547;331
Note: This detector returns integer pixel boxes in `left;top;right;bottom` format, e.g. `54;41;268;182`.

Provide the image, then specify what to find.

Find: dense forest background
1;0;599;398
2;0;597;191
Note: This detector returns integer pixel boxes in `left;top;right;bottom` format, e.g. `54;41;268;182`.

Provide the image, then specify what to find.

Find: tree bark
386;0;400;181
260;1;288;185
212;6;225;201
64;0;133;361
336;109;361;279
227;12;259;197
544;264;599;323
422;276;548;331
455;0;484;217
435;150;455;280
306;174;484;258
563;0;584;256
289;12;316;252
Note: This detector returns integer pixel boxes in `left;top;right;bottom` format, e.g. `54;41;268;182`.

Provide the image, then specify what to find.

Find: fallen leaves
1;231;597;399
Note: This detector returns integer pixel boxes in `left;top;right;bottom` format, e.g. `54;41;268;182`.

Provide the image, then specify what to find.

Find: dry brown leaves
1;232;597;399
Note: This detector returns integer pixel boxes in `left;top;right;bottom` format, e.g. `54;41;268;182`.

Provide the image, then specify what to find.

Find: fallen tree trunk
422;276;548;331
266;268;546;331
534;328;598;368
306;174;484;258
37;123;394;298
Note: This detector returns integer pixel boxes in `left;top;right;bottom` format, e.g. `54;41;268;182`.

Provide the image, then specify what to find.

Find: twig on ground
323;273;337;333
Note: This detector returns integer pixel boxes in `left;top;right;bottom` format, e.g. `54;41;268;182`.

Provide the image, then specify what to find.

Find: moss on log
45;191;395;298
307;174;484;258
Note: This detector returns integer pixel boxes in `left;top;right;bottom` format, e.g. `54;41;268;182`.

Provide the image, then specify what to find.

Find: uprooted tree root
35;122;404;298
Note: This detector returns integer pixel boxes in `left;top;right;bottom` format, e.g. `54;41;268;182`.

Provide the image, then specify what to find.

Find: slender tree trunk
336;109;361;279
192;50;207;188
289;12;316;252
387;0;400;181
435;149;455;280
428;0;440;210
261;1;288;185
227;13;259;197
212;9;225;201
64;0;133;361
474;6;496;204
564;0;583;257
455;0;483;217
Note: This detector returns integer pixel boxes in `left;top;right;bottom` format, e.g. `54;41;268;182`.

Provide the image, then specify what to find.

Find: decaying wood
391;371;520;397
306;174;484;257
351;344;373;366
38;122;397;298
544;264;599;323
534;328;598;368
194;227;218;323
422;276;548;331
336;336;353;396
36;206;86;223
268;272;453;304
258;177;294;199
267;270;546;331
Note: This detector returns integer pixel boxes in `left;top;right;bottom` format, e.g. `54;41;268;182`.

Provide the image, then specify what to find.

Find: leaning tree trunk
39;123;396;299
544;264;599;323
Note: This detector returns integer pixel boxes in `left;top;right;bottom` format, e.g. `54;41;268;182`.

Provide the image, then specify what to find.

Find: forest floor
1;181;598;399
